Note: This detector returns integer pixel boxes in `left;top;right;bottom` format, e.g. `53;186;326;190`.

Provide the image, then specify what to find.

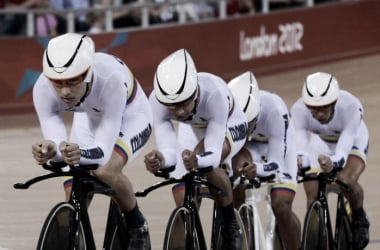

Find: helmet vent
243;84;252;112
306;75;332;97
46;35;86;73
156;49;188;99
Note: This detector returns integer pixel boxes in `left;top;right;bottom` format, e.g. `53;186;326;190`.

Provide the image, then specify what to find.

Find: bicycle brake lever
42;163;63;173
70;164;99;171
251;179;261;188
13;183;28;189
135;191;147;197
154;165;176;179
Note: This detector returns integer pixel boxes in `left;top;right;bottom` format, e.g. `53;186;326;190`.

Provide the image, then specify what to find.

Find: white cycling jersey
291;90;369;170
33;52;153;166
245;90;298;188
149;72;248;176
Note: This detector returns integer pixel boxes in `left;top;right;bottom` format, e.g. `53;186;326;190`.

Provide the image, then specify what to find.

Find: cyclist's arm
33;75;68;162
198;90;230;169
331;103;362;168
259;110;290;176
149;93;178;167
78;73;127;165
290;99;311;168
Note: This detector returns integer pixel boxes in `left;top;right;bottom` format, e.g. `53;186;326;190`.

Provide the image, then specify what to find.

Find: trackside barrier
0;0;379;115
0;0;316;37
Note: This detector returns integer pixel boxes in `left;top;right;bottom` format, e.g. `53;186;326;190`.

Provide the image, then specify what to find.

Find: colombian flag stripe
114;138;132;162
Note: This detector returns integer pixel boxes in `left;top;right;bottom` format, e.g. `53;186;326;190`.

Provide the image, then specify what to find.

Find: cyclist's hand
32;140;57;165
318;154;333;173
182;149;198;171
60;141;80;165
241;162;257;180
144;150;165;174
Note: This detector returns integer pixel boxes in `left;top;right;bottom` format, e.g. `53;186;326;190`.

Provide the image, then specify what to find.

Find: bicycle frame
245;183;277;250
136;171;225;250
235;172;282;250
14;163;124;249
298;169;352;250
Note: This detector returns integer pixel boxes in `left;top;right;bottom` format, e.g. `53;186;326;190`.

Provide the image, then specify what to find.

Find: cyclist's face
166;97;196;122
49;70;89;107
306;102;335;124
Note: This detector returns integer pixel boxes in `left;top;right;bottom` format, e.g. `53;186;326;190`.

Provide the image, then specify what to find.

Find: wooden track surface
0;54;379;249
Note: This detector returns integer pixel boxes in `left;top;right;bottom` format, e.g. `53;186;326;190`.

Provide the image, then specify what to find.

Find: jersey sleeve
290;99;311;167
149;93;178;167
33;75;67;162
78;72;127;165
196;90;230;168
263;110;290;173
332;102;363;167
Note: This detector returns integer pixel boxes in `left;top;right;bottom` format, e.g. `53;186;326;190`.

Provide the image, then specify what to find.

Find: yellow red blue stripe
114;138;132;162
271;182;297;196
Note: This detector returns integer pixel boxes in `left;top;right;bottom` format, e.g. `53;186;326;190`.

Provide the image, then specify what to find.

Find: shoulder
93;52;132;71
338;90;362;104
290;97;305;110
260;90;288;113
93;52;119;67
92;53;133;86
198;72;226;85
290;97;309;120
335;90;363;112
198;72;229;95
148;90;164;108
33;73;54;95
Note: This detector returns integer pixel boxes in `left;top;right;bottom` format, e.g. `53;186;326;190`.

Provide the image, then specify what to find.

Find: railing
0;0;314;37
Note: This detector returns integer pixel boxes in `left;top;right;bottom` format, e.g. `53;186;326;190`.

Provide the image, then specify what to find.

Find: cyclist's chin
313;116;329;124
61;98;78;108
317;118;329;124
175;115;190;122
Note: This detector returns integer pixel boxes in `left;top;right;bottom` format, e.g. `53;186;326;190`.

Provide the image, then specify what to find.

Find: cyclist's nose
172;107;186;116
60;87;71;97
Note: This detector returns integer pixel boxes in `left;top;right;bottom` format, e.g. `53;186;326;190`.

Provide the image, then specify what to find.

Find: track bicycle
135;169;248;250
234;173;286;250
297;167;352;250
14;162;151;250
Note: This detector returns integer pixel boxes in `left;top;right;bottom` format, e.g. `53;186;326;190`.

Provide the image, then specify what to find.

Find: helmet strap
186;88;200;120
75;81;91;107
325;101;336;123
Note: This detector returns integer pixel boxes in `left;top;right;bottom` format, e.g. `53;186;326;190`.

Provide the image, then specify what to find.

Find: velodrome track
0;53;379;249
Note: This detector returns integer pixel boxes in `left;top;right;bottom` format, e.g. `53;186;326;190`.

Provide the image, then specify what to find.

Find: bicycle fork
265;193;276;250
247;186;277;250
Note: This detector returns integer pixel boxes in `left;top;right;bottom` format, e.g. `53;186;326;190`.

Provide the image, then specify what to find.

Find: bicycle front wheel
301;201;328;250
163;206;200;250
37;202;87;250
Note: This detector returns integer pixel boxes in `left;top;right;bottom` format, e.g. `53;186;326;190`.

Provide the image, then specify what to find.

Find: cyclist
144;48;248;249
228;71;301;249
291;72;370;250
31;33;152;249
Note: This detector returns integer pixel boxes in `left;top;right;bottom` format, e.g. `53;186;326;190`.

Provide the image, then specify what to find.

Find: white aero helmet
228;71;260;122
302;72;340;106
154;48;198;104
43;33;95;80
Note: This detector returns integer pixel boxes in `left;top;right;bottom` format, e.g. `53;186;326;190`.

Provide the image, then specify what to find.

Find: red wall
1;0;379;114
